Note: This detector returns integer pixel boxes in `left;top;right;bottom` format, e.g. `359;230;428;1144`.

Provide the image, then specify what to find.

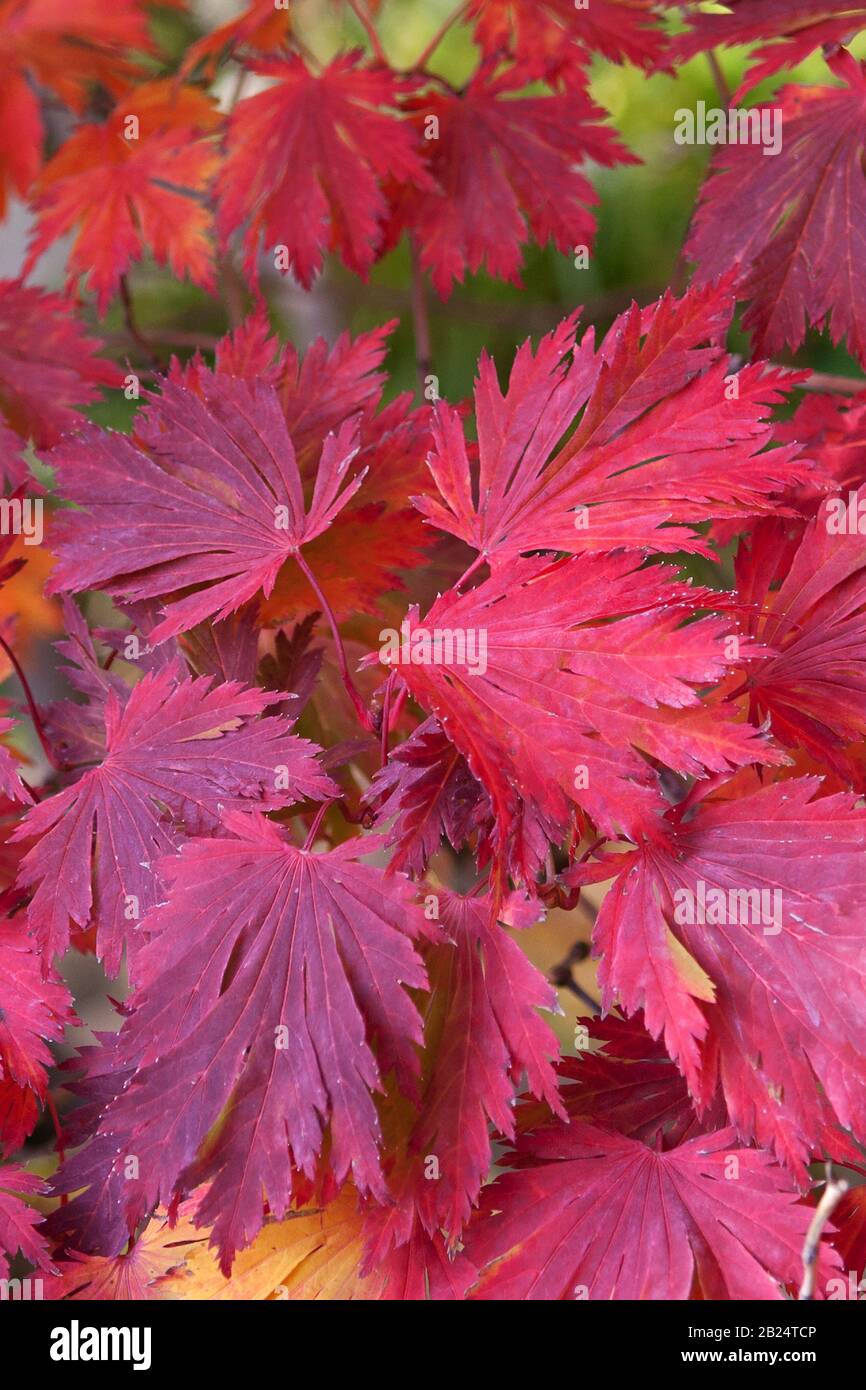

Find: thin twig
227;65;248;112
409;237;432;398
549;941;600;1013
304;799;335;850
346;0;388;64
292;550;372;731
0;632;62;770
380;669;396;767
413;1;469;71
798;1167;848;1300
706;50;732;107
798;370;865;396
118;276;162;370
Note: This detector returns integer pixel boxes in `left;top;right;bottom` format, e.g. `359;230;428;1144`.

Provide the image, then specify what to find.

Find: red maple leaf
674;2;866;99
0;0;155;213
468;0;670;75
47;371;363;643
12;666;333;974
830;1183;866;1296
732;499;866;777
0;920;72;1153
593;777;866;1174
415;284;813;559
687;52;866;368
217;53;434;287
554;1012;727;1149
382;553;781;875
366;717;489;875
175;313;435;621
24;86;220;314
397;63;633;298
407;889;562;1239
467;1121;838;1299
181;0;293;80
56;811;431;1272
0;1162;52;1278
774;388;866;502
0;280;120;450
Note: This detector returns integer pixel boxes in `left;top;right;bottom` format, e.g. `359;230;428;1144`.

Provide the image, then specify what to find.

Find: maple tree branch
345;0;388;64
218;255;247;329
798;1167;848;1300
227;65;248;112
119;275;162;370
409;237;432;397
413;1;469;70
798;369;865;395
380;669;396;766
292;549;373;731
0;632;63;770
101;328;220;350
549;940;600;1013
706;50;731;107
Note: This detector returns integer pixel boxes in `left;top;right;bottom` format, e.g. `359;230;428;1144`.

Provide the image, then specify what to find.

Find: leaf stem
799;369;865;396
413;2;469;71
0;632;63;770
345;0;388;64
706;50;731;107
292;549;373;731
409;237;432;399
380;669;396;766
118;276;162;370
304;798;335;850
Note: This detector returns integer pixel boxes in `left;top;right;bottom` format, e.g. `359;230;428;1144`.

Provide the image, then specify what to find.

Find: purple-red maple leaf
593;778;866;1174
55;812;430;1272
174;312;434;622
732;499;866;777
397;63;632;298
0;1163;53;1278
687;52;866;367
12;667;333;974
467;1122;837;1299
0;920;72;1153
366;717;489;876
409;890;562;1238
46;371;362;643
675;2;866;98
555;1012;726;1149
0;279;120;450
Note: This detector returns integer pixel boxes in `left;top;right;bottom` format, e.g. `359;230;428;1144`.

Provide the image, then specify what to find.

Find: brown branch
798;1168;848;1301
549;940;600;1013
118;275;162;370
798;370;865;396
409;237;432;398
706;50;732;107
0;632;63;771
